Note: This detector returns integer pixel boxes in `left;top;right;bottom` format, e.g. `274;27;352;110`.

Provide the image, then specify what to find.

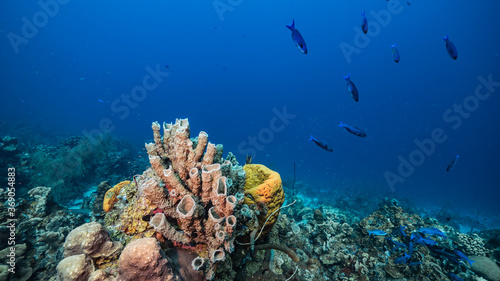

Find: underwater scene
1;0;500;280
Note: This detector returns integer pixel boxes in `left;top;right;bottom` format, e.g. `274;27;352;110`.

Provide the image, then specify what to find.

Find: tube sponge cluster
138;118;247;279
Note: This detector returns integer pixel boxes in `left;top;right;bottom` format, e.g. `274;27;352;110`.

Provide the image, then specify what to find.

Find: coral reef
44;118;499;281
89;119;263;280
28;134;138;205
0;185;84;281
456;232;490;256
0;136;18;158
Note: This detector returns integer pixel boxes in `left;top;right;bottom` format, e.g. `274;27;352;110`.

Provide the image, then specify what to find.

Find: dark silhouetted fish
361;11;368;34
446;155;459;172
343;73;359;102
443;36;458;60
286;19;307;54
391;44;400;63
308;136;333;152
338;122;367;137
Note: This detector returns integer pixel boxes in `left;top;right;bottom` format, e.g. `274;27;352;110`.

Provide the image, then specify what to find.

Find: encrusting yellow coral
103;181;130;213
243;164;285;237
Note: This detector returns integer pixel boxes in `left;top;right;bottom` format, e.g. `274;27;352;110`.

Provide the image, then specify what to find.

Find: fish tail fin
338;122;344;127
343;73;350;80
442;35;449;41
286;19;295;31
308;135;314;142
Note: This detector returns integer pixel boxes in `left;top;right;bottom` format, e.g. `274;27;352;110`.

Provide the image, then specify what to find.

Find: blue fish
391;44;400;63
446;155;459;172
361;11;368;34
286;20;307;54
387;237;405;247
394;252;411;264
308;136;333;152
408;241;414;256
411;233;438;246
408;261;422;266
448;273;464;281
443;36;458;60
430;246;457;259
454;250;475;266
368;229;387;236
387;238;406;253
418;227;447;239
343;73;359;102
397;225;407;237
338;122;367;137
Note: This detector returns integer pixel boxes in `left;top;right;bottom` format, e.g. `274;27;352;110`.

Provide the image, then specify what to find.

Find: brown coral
116;238;174;281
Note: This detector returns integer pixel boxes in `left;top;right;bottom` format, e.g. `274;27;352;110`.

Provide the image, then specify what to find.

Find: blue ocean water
1;0;499;223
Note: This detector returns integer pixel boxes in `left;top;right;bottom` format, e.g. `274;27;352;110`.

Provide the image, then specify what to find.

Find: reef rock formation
63;222;122;262
116;238;174;280
56;254;95;281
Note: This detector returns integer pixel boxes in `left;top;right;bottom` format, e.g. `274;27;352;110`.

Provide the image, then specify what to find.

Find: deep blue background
1;1;499;219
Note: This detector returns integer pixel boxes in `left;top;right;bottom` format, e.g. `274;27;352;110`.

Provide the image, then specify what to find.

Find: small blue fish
394;252;411;264
343;73;359;102
443;36;458;60
397;225;407;237
98;99;109;103
386;237;406;247
446;155;459;172
308;136;333;152
418;227;447;239
411;233;438;246
361;11;368;34
408;241;414;256
448;273;464;281
338;122;367;137
430;246;456;258
368;229;387;236
391;44;400;63
286;19;307;54
454;250;475;266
